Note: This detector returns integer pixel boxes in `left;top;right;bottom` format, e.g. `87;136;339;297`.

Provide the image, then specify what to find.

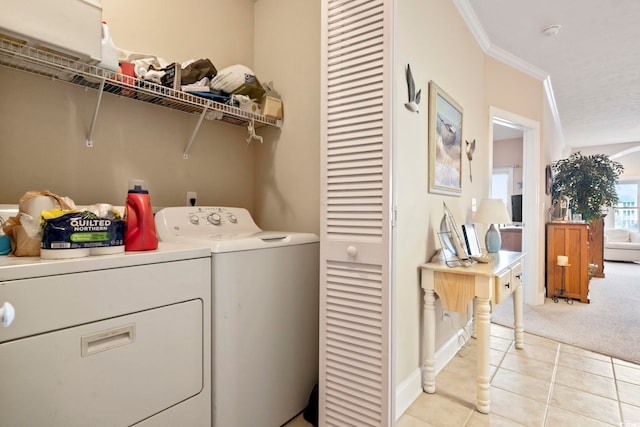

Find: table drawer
494;269;513;305
512;262;523;290
493;261;523;305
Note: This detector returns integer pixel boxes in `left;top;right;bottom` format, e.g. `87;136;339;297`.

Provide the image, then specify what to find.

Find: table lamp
474;198;512;253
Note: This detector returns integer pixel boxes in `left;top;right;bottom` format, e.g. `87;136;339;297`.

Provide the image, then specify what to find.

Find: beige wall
0;69;255;208
103;1;255;67
494;137;524;195
253;0;320;234
393;0;546;391
494;138;523;170
484;57;543;122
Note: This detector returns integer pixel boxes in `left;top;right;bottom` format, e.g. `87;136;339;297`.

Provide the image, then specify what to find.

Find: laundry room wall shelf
0;38;282;159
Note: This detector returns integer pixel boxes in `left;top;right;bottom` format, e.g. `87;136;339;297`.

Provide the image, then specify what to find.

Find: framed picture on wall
545;164;553;195
428;81;463;196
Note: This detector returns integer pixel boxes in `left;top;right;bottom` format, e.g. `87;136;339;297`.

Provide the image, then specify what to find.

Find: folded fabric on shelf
181;58;217;85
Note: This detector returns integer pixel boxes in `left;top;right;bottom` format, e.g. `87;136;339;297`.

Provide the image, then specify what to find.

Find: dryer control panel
155;206;261;242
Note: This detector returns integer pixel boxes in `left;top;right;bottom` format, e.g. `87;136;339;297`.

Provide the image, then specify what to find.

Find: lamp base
485;224;502;253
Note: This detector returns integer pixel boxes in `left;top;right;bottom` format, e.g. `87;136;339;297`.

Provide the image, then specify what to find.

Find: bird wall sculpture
404;64;421;113
466;139;476;182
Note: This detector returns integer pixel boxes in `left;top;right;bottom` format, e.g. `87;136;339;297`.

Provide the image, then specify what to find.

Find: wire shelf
0;37;281;132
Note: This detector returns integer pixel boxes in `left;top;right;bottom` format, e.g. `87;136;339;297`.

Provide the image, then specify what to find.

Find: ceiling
460;0;640;149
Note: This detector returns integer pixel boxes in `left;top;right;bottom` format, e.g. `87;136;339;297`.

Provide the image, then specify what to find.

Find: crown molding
453;0;491;51
454;0;564;145
453;0;548;81
610;144;640;160
543;76;565;147
486;44;548;81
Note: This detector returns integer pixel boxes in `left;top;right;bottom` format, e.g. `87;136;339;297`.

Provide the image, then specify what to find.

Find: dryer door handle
0;302;15;327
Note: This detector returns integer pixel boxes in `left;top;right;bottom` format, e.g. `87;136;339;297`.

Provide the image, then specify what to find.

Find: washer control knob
347;246;357;258
207;213;222;225
189;215;200;225
228;214;237;224
0;302;15;327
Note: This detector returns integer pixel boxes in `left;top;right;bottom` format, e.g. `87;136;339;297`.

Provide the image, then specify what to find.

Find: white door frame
489;106;545;305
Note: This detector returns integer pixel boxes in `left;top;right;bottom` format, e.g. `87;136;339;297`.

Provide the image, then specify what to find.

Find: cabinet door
564;226;584;297
0;300;203;427
546;224;589;302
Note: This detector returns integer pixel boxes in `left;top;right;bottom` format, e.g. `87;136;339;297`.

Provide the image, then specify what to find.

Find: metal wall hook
246;119;263;145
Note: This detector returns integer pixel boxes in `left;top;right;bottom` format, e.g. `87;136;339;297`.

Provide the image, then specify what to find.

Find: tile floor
285;324;640;426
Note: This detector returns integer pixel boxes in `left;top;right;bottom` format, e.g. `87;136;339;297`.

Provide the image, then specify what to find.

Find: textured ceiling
463;0;640;148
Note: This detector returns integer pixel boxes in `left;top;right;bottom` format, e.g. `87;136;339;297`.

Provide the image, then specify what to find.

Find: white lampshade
474;199;512;225
474;199;512;252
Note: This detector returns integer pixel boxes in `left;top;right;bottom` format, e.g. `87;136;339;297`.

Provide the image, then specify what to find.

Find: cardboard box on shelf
260;96;283;120
232;94;262;115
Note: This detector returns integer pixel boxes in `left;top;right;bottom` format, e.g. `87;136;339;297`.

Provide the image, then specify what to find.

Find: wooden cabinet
501;227;522;252
546;223;591;303
589;218;605;278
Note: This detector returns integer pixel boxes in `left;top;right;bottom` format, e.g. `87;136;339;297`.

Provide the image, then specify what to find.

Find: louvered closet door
320;0;393;425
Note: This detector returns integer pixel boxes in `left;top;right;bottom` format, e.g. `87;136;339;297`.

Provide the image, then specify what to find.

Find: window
613;181;639;231
491;167;513;213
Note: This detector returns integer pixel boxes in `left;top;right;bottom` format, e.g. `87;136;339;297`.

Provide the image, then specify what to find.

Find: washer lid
188;231;319;253
0;205;19;222
154;206;319;252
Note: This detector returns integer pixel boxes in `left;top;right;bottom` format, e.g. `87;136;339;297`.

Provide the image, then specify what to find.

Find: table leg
422;287;436;393
475;296;491;414
513;284;524;349
471;297;478;339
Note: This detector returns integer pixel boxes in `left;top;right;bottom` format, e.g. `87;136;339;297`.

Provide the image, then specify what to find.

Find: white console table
419;251;525;414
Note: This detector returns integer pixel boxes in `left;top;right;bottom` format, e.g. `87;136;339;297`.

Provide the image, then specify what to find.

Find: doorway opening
489;107;545;306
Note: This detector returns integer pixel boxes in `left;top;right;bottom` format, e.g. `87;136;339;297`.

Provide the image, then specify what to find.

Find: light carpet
491;261;640;365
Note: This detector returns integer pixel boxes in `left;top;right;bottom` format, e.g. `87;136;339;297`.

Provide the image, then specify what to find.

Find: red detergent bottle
124;179;158;251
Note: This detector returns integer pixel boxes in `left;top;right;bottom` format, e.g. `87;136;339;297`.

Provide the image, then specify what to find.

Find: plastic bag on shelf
210;64;265;100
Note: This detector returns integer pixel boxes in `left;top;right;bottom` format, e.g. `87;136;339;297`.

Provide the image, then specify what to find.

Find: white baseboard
395;320;473;420
395;367;422;419
434;320;473;374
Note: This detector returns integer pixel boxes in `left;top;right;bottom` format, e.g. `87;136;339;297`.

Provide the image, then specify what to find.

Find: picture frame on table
438;202;470;263
428;81;463;196
462;224;482;257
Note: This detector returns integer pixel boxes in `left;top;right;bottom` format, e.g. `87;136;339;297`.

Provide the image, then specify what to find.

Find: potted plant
550;152;624;223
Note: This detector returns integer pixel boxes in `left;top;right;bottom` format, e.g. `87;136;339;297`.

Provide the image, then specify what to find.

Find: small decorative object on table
437;202;471;267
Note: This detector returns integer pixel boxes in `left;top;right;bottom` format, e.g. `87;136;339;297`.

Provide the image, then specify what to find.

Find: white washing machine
155;206;319;427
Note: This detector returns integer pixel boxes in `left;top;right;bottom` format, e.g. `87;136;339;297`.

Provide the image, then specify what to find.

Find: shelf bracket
86;77;106;148
183;102;210;159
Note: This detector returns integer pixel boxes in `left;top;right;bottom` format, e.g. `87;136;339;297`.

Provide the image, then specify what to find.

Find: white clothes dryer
155;206;319;427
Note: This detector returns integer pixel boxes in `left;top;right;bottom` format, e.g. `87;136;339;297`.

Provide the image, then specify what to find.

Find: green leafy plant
551;152;624;223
